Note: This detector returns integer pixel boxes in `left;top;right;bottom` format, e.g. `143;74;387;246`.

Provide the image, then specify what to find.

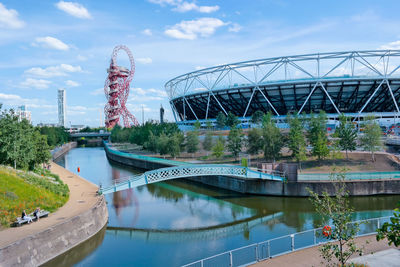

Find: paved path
0;162;100;248
251;234;396;267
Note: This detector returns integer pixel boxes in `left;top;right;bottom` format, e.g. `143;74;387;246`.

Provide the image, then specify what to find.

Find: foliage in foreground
376;202;400;247
0;166;69;226
307;172;363;266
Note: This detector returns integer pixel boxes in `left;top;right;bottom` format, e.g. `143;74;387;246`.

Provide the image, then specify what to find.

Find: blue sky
1;0;400;126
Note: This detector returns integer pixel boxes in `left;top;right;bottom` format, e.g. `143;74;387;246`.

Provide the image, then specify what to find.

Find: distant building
160;105;164;124
37;122;58;127
58;89;66;127
16;105;31;123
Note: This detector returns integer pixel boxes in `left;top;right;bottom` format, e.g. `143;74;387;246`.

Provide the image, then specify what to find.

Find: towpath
251;234;397;267
0;162;100;248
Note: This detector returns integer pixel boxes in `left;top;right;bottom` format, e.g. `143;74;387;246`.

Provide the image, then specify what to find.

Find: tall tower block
58;88;66;127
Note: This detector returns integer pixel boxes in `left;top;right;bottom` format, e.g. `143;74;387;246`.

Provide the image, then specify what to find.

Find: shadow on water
40;224;106;267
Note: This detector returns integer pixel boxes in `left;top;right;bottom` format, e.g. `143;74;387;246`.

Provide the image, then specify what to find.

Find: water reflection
52;147;399;267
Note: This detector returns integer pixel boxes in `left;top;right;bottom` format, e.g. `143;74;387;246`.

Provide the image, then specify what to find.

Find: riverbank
104;141;400;197
251;234;397;267
0;163;108;266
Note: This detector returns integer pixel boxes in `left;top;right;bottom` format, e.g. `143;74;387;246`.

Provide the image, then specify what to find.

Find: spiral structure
104;45;139;128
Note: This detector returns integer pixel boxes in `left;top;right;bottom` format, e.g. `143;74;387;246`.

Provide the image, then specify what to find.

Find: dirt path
251;234;396;267
0;162;100;249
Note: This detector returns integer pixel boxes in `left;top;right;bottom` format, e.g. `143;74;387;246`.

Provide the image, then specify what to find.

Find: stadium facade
165;50;400;129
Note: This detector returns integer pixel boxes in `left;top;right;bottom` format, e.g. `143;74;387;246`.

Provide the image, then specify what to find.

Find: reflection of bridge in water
100;165;283;195
106;212;283;242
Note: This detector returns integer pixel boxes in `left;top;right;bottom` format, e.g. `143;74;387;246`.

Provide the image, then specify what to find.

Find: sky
1;0;400;127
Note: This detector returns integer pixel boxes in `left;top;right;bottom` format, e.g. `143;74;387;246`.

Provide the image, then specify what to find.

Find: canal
45;147;398;267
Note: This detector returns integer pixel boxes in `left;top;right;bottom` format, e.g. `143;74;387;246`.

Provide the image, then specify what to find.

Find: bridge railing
181;215;392;267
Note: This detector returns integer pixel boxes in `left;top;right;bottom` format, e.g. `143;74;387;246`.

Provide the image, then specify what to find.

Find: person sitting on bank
22;210;32;223
33;207;40;221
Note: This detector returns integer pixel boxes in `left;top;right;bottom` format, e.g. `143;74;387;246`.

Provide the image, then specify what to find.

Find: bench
12;210;50;227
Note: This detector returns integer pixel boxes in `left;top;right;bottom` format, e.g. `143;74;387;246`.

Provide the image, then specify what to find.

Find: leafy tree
308;111;330;160
193;120;201;131
335;114;357;160
251;110;264;124
288;113;307;166
34;131;51;168
212;136;225;159
226;112;240;128
262;112;283;162
360;116;382;162
227;126;244;160
143;131;158;153
157;133;170;156
186;131;199;154
203;131;213;153
169;132;183;158
247;128;263;155
377;202;400;247
216;112;226;129
308;171;363;266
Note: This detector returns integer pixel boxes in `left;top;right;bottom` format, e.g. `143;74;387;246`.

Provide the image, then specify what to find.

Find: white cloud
77;54;87;61
228;23;242;33
20;78;52;89
55;1;92;19
66;80;80;87
165;18;226;40
0;93;44;107
90;88;104;96
130;87;168;101
32;36;70;51
0;3;25;29
149;0;219;13
25;64;82;78
379;40;400;50
136;57;153;64
142;29;152;36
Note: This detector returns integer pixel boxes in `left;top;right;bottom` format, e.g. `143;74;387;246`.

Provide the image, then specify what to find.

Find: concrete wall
51;142;78;160
0;196;108;267
104;143;400;197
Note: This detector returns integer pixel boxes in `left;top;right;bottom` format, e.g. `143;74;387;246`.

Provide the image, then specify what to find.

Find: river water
46;147;398;267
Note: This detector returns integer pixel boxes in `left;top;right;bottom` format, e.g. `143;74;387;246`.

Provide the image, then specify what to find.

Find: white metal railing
181;215;392;267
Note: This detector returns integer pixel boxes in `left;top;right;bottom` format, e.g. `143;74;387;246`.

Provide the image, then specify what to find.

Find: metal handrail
181;215;392;267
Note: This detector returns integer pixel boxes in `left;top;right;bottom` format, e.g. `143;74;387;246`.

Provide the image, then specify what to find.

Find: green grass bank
0;166;69;227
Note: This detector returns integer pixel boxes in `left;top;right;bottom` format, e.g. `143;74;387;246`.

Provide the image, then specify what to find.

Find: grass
0;166;69;227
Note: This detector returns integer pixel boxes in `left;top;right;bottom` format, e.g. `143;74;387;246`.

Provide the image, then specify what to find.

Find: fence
298;171;400;181
182;215;392;267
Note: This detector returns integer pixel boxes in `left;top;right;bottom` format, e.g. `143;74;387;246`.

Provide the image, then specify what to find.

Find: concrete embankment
104;141;400;196
0;163;108;267
51;142;77;160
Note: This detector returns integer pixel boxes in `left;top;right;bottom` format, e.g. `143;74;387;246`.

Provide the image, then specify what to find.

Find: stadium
165;50;400;130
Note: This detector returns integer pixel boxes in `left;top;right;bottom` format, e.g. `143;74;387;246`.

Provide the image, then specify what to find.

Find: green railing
298;171;400;181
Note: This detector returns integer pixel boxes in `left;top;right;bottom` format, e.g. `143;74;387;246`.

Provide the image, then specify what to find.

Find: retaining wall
104;142;400;197
0;196;108;267
51;142;78;160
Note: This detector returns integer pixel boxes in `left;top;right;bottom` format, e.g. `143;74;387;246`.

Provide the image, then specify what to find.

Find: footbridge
99;165;284;195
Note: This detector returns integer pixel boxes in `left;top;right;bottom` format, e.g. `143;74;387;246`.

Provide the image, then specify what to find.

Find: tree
226;112;240;128
193;120;201;131
34;131;51;168
247;128;263;155
186;131;199;154
212;136;225;159
288;114;307;166
227;126;244;160
308;171;363;266
251;110;264;124
377;202;400;247
169;132;183;158
203;131;213;153
157;133;170;156
144;131;158;153
360;116;382;161
216;112;226;129
308;111;330;160
262;112;283;162
335;114;357;160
